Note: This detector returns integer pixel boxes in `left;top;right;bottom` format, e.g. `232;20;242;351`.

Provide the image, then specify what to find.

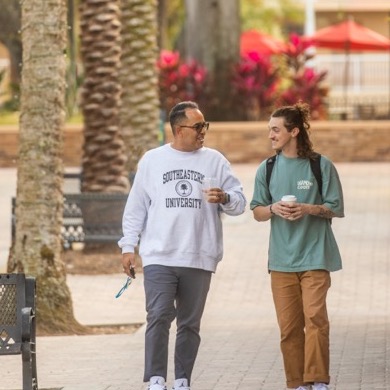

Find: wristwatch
222;192;230;205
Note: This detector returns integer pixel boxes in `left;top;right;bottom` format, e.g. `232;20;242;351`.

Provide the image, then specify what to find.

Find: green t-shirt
250;153;344;272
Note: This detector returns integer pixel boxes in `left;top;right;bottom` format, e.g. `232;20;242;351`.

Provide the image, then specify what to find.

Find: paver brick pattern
1;163;389;390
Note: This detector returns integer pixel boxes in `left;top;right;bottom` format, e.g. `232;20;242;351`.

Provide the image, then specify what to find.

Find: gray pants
143;265;212;384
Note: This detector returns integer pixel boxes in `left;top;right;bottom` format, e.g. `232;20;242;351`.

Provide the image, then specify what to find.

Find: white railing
314;53;390;119
315;53;390;93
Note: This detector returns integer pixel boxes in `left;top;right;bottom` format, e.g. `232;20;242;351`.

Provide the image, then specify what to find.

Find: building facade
299;0;390;119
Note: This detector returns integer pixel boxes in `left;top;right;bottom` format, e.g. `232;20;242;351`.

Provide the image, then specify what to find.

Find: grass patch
0;111;19;125
65;112;83;124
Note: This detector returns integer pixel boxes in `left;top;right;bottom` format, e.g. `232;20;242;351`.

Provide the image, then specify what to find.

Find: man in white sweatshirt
118;101;246;390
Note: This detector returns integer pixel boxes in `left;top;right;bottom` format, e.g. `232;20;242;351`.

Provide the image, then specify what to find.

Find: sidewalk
1;163;390;390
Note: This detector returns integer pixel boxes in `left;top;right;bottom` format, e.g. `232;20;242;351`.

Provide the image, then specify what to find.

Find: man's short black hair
169;101;199;134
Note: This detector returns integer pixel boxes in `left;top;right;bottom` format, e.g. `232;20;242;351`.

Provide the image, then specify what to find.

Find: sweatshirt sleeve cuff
121;245;135;254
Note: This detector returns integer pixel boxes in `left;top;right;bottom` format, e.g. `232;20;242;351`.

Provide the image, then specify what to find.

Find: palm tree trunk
120;0;160;176
79;0;129;193
9;0;85;335
184;0;240;120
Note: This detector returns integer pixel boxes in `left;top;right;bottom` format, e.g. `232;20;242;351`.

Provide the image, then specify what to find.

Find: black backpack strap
266;155;277;188
309;153;322;197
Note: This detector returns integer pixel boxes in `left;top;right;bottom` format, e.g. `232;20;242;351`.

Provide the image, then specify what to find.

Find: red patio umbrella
240;30;287;56
307;18;390;51
304;18;390;112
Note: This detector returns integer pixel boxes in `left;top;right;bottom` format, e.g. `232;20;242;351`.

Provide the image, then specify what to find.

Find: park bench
62;192;128;248
11;192;128;249
0;273;37;390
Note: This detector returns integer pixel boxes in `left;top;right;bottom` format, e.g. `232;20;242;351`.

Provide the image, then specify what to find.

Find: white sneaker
313;383;329;390
172;378;190;390
148;376;167;390
148;384;167;390
295;386;311;390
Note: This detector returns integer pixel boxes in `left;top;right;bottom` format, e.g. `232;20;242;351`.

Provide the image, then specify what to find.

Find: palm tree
9;0;85;334
184;0;240;120
79;0;129;193
120;0;160;177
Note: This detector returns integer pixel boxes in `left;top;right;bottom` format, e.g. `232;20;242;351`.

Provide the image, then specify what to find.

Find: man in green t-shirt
250;102;344;390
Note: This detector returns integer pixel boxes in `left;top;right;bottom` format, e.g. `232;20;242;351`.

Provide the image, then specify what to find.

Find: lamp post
304;0;315;36
305;0;316;67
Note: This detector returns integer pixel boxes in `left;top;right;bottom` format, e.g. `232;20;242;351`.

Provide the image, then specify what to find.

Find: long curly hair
271;102;317;159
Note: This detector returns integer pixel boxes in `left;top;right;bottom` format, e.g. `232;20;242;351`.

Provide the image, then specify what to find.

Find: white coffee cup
281;195;297;205
202;177;218;201
202;177;218;190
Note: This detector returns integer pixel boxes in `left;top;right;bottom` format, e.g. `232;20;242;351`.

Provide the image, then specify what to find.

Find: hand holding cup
202;177;224;203
281;195;297;220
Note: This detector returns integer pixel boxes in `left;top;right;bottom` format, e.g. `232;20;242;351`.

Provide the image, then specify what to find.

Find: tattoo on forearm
317;206;335;219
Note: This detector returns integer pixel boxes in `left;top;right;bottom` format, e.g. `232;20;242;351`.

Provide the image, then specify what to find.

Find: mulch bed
60;243;143;335
62;243;142;275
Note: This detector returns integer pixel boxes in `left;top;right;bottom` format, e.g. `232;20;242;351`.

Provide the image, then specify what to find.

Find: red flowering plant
279;34;328;119
283;33;313;73
231;51;280;120
157;50;208;114
279;68;328;119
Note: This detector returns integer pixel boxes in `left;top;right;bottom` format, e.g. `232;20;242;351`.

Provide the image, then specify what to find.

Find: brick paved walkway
1;163;389;390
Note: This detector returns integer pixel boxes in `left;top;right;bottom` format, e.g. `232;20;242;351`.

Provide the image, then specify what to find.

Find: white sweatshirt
118;144;246;272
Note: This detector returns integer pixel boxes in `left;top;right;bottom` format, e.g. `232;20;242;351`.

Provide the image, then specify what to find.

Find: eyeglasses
179;122;209;134
115;267;136;298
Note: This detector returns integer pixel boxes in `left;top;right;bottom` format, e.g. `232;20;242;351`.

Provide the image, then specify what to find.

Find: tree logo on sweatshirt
175;180;193;197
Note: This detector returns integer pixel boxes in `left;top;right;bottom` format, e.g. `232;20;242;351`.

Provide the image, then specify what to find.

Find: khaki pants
271;270;331;388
